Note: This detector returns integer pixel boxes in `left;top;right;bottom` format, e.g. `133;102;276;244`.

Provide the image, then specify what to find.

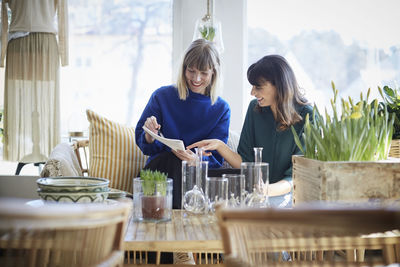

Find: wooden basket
389;139;400;158
292;155;400;206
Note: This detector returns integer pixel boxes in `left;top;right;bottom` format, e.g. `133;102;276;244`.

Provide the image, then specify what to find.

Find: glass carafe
242;147;269;207
182;149;207;213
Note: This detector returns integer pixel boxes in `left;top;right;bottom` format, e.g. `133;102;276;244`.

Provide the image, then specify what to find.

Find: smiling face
251;78;277;107
184;66;213;95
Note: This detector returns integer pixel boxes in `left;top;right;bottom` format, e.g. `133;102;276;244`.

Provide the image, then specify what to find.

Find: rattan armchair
71;139;89;175
0;199;130;267
217;205;400;266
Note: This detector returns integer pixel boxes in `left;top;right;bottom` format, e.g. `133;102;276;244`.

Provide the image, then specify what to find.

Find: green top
237;99;313;184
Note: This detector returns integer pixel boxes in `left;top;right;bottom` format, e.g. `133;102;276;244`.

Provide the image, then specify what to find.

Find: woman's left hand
172;149;196;162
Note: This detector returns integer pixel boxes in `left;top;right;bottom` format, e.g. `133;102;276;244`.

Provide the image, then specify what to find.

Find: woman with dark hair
188;55;313;208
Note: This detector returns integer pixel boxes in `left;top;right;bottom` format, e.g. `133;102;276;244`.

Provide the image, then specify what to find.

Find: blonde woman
135;39;230;209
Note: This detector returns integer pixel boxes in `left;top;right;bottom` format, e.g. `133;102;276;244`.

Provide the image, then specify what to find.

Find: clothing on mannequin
1;0;68;163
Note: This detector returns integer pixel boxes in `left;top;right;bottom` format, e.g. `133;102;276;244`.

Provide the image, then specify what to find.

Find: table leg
156;251;161;265
383;244;396;264
356;249;365;262
346;249;356;261
316;251;324;261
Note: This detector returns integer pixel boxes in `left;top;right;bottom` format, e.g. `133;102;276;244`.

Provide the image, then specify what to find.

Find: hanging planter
192;0;224;53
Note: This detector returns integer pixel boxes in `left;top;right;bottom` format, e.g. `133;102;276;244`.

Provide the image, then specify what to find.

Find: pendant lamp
192;0;224;53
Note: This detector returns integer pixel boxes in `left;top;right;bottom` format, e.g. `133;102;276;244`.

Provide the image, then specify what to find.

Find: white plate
108;188;132;199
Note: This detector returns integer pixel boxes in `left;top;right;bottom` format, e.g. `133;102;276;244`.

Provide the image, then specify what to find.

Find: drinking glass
240;162;269;208
222;174;245;207
181;160;208;214
205;177;228;213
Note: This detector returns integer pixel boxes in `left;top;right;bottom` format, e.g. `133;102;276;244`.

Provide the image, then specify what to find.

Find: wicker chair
0;199;130;267
40;140;89;178
216;205;400;266
71;139;90;175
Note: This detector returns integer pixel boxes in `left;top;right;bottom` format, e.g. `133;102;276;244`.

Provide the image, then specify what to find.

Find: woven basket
389;139;400;158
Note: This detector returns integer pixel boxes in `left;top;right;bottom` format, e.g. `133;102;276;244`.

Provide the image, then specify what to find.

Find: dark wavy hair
247;55;309;130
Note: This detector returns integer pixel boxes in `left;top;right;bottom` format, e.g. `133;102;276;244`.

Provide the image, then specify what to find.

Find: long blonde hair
176;39;221;104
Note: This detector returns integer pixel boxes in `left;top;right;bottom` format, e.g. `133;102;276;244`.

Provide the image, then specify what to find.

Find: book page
142;126;185;151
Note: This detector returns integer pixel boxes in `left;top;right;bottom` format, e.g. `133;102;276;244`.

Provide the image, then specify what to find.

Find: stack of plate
36;177;110;203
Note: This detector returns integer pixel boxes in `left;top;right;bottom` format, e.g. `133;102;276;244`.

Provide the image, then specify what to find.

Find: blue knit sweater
135;85;231;168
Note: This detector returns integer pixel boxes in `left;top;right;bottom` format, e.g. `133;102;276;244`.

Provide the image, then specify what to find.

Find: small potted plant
379;85;400;158
133;170;173;222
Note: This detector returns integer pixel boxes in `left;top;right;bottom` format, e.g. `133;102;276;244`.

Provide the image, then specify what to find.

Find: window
247;0;400;112
62;0;172;135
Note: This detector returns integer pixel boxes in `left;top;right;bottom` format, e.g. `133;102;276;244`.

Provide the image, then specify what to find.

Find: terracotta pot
141;196;166;220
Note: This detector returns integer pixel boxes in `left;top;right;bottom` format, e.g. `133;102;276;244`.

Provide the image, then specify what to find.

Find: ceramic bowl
37;177;109;193
37;190;109;203
36;177;110;203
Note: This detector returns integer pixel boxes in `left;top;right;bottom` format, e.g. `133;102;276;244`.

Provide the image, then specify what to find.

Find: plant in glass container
199;24;216;41
290;83;399;205
192;0;224;53
133;170;172;222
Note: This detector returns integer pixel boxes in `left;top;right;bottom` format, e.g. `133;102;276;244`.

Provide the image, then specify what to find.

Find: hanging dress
0;0;68;162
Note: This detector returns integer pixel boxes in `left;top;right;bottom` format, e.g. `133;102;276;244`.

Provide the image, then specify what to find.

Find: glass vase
132;177;173;222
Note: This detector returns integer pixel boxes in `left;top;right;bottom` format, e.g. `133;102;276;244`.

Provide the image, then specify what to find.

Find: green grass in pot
291;82;394;161
140;169;167;196
379;85;400;139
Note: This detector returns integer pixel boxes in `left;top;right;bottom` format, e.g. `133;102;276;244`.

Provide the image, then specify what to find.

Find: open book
142;126;185;151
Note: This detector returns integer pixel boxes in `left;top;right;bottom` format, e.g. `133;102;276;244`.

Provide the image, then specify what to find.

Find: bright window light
248;0;400;112
61;0;172;136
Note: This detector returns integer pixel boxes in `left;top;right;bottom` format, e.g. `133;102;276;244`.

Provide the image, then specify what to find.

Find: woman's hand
172;149;196;162
188;139;243;168
143;116;160;143
186;139;223;156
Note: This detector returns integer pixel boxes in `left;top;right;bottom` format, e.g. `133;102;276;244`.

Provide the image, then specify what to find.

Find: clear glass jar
132;177;173;222
181;160;208;214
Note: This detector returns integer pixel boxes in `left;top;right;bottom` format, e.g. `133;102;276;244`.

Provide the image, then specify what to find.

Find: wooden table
123;210;224;264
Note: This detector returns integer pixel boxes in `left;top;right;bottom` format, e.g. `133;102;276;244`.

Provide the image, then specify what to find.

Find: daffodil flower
350;112;362;119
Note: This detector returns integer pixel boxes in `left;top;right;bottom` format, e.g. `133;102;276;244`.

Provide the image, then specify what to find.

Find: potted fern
380;85;400;158
291;83;399;205
133;170;172;222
